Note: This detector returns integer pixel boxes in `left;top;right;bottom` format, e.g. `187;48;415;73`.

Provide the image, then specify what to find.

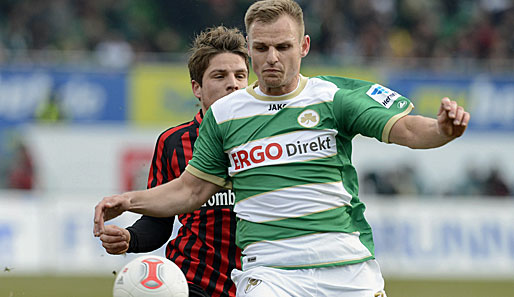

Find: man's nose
227;75;240;90
267;47;279;64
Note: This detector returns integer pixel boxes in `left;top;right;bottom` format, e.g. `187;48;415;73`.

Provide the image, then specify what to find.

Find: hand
93;193;131;237
100;225;131;255
437;97;470;138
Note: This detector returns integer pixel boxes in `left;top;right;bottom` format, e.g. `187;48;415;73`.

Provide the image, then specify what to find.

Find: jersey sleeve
186;108;231;188
126;216;174;253
332;82;413;143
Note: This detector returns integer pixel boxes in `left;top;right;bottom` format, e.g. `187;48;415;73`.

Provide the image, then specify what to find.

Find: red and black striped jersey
128;110;241;297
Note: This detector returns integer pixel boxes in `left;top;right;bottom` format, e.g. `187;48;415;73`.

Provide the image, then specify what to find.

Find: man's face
192;52;248;113
248;15;310;96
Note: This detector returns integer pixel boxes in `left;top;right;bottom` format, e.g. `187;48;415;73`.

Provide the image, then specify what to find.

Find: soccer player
98;26;249;297
94;1;470;296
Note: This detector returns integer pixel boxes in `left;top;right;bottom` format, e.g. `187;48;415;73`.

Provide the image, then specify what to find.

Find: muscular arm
94;171;221;236
389;97;470;149
129;171;220;216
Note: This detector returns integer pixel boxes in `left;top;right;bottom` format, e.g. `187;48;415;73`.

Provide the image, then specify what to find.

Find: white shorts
231;259;386;297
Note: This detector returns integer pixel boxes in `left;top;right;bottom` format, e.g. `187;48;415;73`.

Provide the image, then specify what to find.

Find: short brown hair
244;0;304;37
188;26;249;86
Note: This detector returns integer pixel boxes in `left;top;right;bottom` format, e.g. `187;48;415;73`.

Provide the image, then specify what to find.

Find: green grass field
1;275;513;297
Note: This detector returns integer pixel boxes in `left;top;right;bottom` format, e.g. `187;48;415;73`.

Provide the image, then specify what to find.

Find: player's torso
208;77;375;270
193;76;414;270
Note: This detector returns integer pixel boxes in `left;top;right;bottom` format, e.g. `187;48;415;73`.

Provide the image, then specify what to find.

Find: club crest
298;109;320;128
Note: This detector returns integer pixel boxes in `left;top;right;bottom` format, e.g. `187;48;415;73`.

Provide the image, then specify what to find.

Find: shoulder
155;115;199;145
211;88;249;109
302;76;375;103
313;75;374;91
208;88;252;124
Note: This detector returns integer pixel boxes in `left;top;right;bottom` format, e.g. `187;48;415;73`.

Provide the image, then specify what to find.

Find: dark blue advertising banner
386;72;514;132
0;67;127;126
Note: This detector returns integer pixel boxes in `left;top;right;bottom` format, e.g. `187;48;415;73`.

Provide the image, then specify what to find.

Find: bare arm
94;170;221;236
389;97;470;149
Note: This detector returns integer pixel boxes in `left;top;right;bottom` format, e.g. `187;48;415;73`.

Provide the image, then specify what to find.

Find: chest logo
268;103;286;111
298;109;320;128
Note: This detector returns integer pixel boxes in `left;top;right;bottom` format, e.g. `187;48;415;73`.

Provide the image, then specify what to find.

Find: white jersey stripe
241;232;372;270
211;76;338;124
234;181;352;222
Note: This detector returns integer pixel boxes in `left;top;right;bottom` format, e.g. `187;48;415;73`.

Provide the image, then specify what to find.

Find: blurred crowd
306;0;514;62
0;0;513;66
359;164;512;198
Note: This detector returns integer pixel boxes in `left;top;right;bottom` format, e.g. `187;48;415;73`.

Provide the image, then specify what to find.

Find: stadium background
0;0;513;296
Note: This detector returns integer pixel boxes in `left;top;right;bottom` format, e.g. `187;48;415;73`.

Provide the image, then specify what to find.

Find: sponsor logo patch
366;84;402;109
229;135;334;171
227;130;337;175
201;189;235;208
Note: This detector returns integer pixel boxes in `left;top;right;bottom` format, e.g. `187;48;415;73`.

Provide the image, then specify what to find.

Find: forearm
389;115;453;149
126;171;220;217
93;170;221;237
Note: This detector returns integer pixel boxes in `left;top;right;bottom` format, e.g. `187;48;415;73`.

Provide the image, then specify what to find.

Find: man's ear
192;80;202;100
300;35;310;58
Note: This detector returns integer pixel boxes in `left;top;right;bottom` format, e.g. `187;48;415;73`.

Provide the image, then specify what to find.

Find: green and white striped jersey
186;75;413;270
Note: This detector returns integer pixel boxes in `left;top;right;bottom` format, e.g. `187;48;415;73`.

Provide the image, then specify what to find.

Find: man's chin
262;78;283;88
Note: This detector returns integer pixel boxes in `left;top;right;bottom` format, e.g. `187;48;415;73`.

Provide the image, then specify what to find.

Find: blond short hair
244;0;305;37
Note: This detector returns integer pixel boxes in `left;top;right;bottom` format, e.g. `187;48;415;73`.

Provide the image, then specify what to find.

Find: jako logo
298;109;320;128
230;136;333;170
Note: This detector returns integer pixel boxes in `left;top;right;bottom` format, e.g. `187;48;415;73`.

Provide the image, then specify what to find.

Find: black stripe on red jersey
146;110;240;297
